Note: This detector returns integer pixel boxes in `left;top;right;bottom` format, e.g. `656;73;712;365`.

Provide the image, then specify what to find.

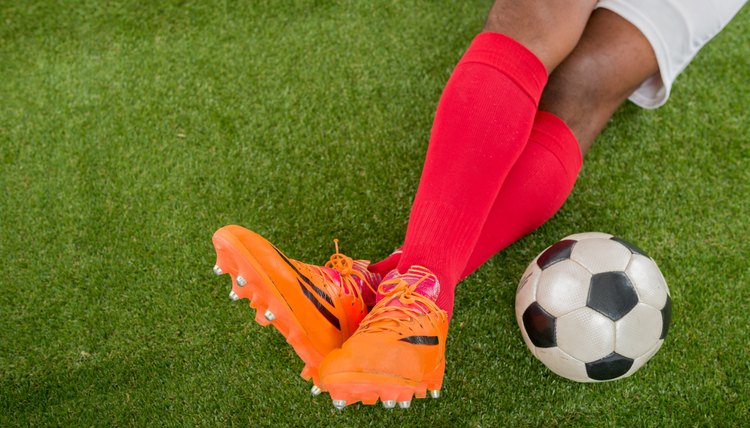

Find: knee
539;55;628;154
543;55;608;115
482;0;596;70
539;7;662;153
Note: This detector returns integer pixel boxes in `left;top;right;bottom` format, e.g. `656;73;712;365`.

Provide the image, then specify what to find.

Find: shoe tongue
314;259;381;300
377;266;441;313
300;263;344;289
350;259;380;305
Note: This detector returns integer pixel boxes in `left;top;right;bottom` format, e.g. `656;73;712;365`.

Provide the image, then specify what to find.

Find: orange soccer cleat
211;225;380;389
318;266;449;410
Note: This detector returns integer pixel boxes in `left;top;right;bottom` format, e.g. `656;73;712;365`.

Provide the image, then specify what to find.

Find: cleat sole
320;359;445;407
300;364;320;384
254;309;271;327
361;392;379;405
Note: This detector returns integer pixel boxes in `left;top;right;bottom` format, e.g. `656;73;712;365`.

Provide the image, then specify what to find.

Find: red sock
370;111;582;307
368;249;401;278
461;111;582;277
396;32;547;317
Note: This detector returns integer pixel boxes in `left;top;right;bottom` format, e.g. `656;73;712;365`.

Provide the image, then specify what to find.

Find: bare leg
540;8;659;154
484;0;598;72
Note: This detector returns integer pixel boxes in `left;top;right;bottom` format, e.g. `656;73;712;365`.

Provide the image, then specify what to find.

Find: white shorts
595;0;747;108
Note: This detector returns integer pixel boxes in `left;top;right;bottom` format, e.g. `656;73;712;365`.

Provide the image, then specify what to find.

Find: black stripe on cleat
399;335;439;345
299;279;341;330
272;246;335;306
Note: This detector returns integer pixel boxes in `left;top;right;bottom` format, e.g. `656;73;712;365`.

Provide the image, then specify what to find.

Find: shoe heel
213;229;267;301
423;358;446;391
212;248;236;278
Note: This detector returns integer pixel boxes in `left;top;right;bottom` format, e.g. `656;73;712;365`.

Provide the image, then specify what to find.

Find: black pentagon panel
587;271;638;321
537;240;577;270
522;302;556;348
586;352;634;381
660;295;672;339
610;236;649;258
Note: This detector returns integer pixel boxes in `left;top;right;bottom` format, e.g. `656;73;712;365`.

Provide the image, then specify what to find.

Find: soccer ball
515;232;671;382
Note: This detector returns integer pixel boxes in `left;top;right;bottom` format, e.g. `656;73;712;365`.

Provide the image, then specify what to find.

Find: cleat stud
382;400;396;409
264;309;276;322
429;389;441;399
254;311;270;327
332;399;346;410
212;265;223;276
398;400;411;409
229;291;239;301
311;385;322;396
236;276;247;287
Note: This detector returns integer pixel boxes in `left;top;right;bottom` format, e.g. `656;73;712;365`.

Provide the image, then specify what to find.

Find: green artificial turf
1;1;748;426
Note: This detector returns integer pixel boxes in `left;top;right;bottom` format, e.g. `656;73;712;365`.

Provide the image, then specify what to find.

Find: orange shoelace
296;239;376;304
357;274;447;335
